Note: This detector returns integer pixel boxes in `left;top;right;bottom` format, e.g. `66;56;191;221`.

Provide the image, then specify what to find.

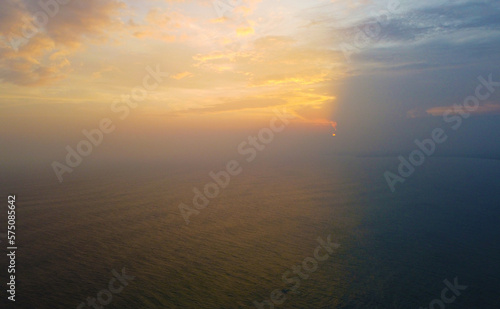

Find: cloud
171;71;193;80
181;96;287;114
0;0;27;37
338;0;500;67
328;1;500;155
236;26;254;36
427;102;500;116
0;0;125;86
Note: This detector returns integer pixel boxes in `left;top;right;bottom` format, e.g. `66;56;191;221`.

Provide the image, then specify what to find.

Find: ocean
1;155;499;308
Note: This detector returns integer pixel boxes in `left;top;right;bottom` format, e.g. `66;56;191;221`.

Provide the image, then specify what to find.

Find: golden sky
4;0;499;166
0;0;349;128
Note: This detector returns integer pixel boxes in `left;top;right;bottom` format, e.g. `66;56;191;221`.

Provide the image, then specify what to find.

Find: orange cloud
426;103;500;116
171;71;194;80
0;0;124;86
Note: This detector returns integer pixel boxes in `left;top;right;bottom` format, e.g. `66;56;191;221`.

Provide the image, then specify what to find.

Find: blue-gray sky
330;0;500;156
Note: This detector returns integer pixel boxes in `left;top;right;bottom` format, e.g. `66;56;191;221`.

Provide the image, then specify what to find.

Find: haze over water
1;0;500;308
1;155;499;308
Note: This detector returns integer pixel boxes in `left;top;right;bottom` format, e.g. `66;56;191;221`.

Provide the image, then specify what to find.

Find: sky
1;0;500;172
